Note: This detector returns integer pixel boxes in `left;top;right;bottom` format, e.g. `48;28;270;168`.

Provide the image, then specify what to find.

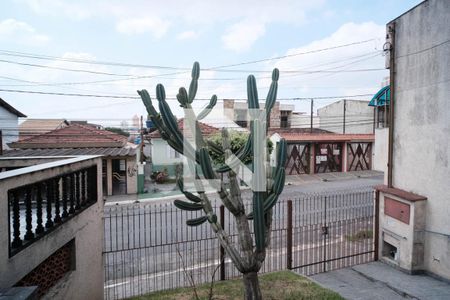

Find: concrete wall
390;0;450;280
291;114;320;129
126;156;137;194
0;157;104;300
318;100;374;134
0;108;19;150
373;128;389;179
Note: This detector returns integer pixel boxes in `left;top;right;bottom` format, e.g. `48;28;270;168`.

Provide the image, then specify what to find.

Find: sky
0;0;422;127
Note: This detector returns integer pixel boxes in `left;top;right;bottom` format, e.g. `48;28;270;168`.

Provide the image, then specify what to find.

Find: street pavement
105;170;384;205
311;261;450;300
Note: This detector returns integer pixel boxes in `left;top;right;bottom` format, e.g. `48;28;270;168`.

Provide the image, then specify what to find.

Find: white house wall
318;100;374;134
0;108;19;150
391;0;450;280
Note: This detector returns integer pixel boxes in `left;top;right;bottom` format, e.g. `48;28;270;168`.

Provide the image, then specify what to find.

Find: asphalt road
103;175;382;299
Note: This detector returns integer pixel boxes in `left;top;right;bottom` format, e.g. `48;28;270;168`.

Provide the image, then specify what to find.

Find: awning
369;85;390;107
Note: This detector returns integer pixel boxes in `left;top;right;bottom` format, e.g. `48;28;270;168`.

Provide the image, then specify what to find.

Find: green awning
369;85;390;107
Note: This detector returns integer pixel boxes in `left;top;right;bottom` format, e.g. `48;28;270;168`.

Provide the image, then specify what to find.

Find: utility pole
310;98;314;133
140;115;144;163
387;23;396;188
0;130;3;156
343;99;346;134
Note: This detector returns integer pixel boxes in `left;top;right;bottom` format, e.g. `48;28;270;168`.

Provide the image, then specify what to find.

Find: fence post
287;200;293;270
374;190;380;261
219;205;226;280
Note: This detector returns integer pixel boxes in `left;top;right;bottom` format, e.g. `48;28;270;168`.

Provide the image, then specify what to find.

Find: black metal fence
103;189;375;300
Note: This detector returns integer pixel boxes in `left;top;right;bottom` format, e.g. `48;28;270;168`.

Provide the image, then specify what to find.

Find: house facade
270;129;374;174
5;124;138;196
376;0;450;280
0;98;26;151
148;119;219;176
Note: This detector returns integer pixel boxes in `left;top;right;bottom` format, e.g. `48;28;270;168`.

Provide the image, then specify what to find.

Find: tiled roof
19;119;69;140
0;98;26;117
276;132;374;142
268;127;331;135
149;118;220;138
1;147;136;158
10;123;128;149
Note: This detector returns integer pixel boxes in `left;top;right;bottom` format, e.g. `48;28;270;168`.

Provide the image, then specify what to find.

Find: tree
105;127;130;137
138;62;286;300
207;131;273;165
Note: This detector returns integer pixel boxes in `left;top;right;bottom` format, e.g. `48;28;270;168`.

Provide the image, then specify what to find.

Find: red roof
149;118;219;138
9;124;128;149
276;132;374;142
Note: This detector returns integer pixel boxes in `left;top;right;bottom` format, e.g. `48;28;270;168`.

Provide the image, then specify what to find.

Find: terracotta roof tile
10;123;128;149
275;132;374;142
148;118;219;138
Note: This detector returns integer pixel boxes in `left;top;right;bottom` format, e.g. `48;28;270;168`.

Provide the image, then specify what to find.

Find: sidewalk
286;170;383;186
310;261;450;300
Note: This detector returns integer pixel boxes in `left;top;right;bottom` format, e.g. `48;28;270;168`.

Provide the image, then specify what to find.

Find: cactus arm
188;61;200;103
264;68;279;120
177;87;189;108
197;95;218;120
247;75;259;110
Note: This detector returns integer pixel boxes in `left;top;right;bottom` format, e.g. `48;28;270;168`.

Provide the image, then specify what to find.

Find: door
315;143;342;173
347;143;372;171
286;143;310;175
112;159;127;195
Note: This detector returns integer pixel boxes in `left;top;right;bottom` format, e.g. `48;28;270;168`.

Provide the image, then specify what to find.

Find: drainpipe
387;22;396;188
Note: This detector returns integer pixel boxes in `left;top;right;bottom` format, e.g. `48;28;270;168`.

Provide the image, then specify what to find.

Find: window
280;111;290;128
377;106;390;128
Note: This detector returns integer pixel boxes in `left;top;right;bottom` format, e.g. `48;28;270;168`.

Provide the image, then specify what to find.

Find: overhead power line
0;88;374;101
0;38;377;71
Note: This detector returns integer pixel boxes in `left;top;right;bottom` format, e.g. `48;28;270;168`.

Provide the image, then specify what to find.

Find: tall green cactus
138;62;286;300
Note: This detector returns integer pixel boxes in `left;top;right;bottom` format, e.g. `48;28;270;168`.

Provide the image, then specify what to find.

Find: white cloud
116;17;170;38
0;18;49;45
20;0;97;20
176;30;199;40
222;20;266;53
20;0;325;44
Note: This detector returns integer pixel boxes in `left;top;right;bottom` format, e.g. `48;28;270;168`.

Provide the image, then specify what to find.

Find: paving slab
310;261;450;300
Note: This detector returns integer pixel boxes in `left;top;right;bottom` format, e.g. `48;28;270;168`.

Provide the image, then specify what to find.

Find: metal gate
103;190;376;299
347;142;372;171
315;143;343;173
288;191;375;274
286;143;310;175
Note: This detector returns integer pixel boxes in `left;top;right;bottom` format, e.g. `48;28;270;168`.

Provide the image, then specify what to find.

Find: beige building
223;99;295;129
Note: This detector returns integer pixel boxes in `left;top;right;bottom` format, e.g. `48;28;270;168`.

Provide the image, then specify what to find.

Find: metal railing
103;189;375;300
7;166;98;257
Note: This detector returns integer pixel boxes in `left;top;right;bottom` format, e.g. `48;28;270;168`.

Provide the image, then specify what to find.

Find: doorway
112;159;127;195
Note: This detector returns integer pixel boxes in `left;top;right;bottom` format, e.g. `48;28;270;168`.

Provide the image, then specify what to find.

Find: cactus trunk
243;272;262;300
138;62;286;300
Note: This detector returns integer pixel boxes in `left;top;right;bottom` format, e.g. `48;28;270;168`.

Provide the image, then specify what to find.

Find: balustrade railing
8;165;98;256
